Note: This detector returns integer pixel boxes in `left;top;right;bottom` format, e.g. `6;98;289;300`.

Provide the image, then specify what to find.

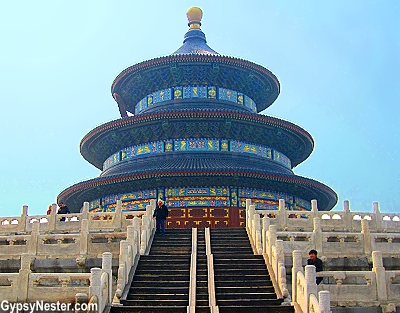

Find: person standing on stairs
153;199;168;235
307;249;323;285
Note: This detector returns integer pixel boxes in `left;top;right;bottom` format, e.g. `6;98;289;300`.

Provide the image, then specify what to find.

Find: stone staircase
211;228;294;313
116;228;192;313
112;227;293;313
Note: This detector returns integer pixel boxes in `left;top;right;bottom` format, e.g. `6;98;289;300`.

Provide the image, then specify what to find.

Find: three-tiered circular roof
57;7;337;212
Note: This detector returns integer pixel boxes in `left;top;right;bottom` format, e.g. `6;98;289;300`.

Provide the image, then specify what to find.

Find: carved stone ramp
210;228;294;313
116;228;192;313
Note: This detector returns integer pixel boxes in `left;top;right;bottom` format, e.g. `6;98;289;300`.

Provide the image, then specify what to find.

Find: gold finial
186;7;202;30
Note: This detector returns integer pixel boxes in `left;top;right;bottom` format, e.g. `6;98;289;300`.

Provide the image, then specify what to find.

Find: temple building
58;7;337;228
2;8;398;310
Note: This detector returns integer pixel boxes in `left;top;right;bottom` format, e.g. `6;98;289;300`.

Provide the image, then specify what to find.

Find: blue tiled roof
100;152;293;177
172;29;219;55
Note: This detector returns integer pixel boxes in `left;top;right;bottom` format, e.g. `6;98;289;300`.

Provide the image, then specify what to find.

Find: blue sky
0;1;399;216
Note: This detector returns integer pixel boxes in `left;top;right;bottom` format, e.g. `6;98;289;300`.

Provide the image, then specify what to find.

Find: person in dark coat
57;202;70;221
307;249;323;285
153;199;168;235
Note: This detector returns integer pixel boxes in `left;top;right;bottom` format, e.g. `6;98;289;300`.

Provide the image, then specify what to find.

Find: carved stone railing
28;272;91;302
0;252;111;304
292;250;400;309
246;198;400;258
0;273;19;302
247;200;289;300
386;271;400;302
0;200;157;260
309;290;331;313
0;223;127;259
247;200;330;312
113;200;156;305
86;252;113;313
317;270;377;306
0;203;157;308
294;265;331;313
113;226;140;305
254;199;400;233
0;201;145;235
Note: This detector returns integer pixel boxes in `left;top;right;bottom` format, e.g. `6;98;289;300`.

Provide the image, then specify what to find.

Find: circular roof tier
100;152;294;177
80;110;314;169
112;55;280;115
57;163;337;213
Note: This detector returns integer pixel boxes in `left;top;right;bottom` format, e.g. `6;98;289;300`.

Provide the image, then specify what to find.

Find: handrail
205;228;218;312
188;227;197;309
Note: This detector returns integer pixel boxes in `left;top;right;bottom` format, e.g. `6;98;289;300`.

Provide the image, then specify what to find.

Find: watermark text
1;300;97;313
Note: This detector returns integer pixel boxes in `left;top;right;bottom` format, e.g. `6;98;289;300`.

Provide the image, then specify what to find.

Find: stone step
152;241;192;244
131;280;189;287
138;261;190;266
126;293;188;300
129;286;188;294
132;274;189;281
216;292;277;300
211;236;248;239
213;254;260;259
213;258;265;263
153;236;192;239
214;260;265;264
149;247;192;251
136;266;190;272
214;265;269;276
195;307;211;313
121;299;188;306
213;263;267;270
156;229;192;233
215;280;273;287
151;245;192;249
112;306;188;313
196;297;209;304
153;236;192;240
218;305;294;313
214;273;270;279
216;286;276;293
212;249;254;254
151;242;192;246
140;255;191;260
211;241;249;244
149;249;191;254
196;294;208;300
211;247;252;251
211;229;247;232
196;281;208;288
136;263;189;268
151;241;192;245
214;265;266;271
211;244;252;249
196;290;208;297
210;239;250;242
216;298;283;307
197;271;207;275
211;240;250;244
